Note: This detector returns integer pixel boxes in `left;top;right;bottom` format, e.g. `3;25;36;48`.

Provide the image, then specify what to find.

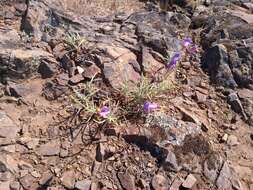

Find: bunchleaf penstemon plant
166;37;197;70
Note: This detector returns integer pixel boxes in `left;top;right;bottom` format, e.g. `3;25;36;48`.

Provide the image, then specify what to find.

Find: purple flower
143;101;159;113
99;106;110;118
166;52;181;69
182;37;193;48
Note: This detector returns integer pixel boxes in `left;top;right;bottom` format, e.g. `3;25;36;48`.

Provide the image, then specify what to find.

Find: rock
97;44;140;89
203;153;223;183
141;46;163;75
0;48;52;81
181;62;191;70
37;140;60;156
61;170;75;189
216;161;242;190
82;64;101;79
151;174;169;190
69;74;85;85
0;111;19;139
9;181;20;190
228;93;244;114
0;155;18;174
169;178;183;190
19;174;36;190
163;150;180;172
96;143;115;162
42;81;69;101
0;171;12;182
195;91;207;103
75;180;91;190
39;171;53;186
221;134;228;143
117;172;136;190
6;82;31;98
0;181;10;190
202;44;237;88
182;174;197;189
38;60;57;79
21;0;48;41
227;135;239;146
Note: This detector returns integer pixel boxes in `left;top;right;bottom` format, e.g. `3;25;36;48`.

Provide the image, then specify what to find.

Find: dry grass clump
53;0;145;16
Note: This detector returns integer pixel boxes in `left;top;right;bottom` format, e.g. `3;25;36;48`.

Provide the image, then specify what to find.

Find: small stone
19;174;36;190
195;91;207;103
37;140;60;156
38;60;57;79
90;182;97;190
216;161;242;190
0;111;19;139
163;150;180;172
61;170;75;189
75;180;91;190
182;174;197;189
221;134;228;143
227;135;239;146
96;143;106;162
118;172;136;190
76;66;84;74
39;171;53;186
68;74;85;85
31;171;41;178
181;62;191;69
60;149;69;158
169;177;183;190
0;171;12;181
151;174;169;190
0;160;7;172
9;181;20;190
228;93;244;114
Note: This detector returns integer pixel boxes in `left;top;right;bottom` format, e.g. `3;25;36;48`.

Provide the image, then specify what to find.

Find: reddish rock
118;172;136;190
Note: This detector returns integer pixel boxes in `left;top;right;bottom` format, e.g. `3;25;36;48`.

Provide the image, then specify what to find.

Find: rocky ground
0;0;253;190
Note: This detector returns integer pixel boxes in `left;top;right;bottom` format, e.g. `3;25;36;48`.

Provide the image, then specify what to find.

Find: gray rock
0;48;52;81
61;170;75;189
203;153;223;183
163;150;180;172
228;93;244;114
216;161;242;190
38;60;57;79
151;174;169;190
37;140;60;156
202;44;237;88
0;111;19;139
75;180;91;190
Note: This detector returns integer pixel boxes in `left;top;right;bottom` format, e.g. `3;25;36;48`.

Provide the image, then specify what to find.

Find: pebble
19;174;36;190
227;135;239;146
118;172;136;190
61;170;75;189
75;180;91;190
37;140;60;156
151;174;169;190
9;181;20;190
221;134;228;142
182;174;197;189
